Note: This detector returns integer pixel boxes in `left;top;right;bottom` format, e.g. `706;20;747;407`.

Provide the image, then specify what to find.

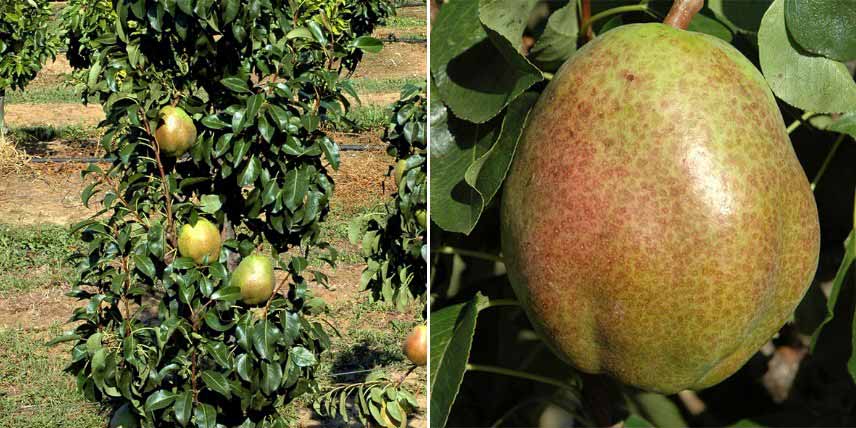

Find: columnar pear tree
51;0;388;426
0;0;59;140
350;84;427;309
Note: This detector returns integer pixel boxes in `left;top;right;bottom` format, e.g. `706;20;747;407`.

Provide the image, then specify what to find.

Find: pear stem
581;0;593;40
663;0;703;30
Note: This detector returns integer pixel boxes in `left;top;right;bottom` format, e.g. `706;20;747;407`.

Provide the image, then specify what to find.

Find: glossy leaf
758;0;856;113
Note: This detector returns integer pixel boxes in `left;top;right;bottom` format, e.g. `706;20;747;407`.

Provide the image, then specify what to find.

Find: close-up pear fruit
231;254;275;305
177;218;221;265
154;106;197;157
403;324;427;366
501;22;820;394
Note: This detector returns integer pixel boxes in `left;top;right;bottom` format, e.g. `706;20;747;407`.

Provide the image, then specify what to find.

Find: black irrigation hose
382;35;427;44
26;144;370;164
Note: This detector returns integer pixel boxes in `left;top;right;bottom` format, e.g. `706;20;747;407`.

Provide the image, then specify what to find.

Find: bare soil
396;5;427;20
353;43;426;81
5;104;104;128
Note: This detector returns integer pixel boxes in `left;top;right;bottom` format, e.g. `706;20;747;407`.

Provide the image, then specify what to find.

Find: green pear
501;23;819;393
415;209;427;229
177;218;221;265
155;106;197;157
231;254;275;305
393;158;408;187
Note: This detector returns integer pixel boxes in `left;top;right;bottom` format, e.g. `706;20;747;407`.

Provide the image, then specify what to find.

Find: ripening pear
501;23;819;393
177;218;221;265
155;106;197;157
403;325;427;366
231;254;275;305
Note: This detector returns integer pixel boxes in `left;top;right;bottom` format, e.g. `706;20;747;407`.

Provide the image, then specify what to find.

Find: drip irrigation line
383;35;427;44
25;144;369;164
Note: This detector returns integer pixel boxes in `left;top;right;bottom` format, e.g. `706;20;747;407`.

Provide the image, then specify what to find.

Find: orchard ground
0;4;427;427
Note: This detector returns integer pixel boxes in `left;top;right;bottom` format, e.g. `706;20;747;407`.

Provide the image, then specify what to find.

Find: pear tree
51;0;392;426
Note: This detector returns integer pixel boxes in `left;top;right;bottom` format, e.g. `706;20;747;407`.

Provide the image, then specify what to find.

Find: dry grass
0;138;33;178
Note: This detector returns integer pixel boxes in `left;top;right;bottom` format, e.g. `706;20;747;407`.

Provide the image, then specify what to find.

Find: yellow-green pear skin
177;219;221;265
501;24;820;394
394;158;408;186
155;106;197;157
231;255;275;305
415;209;427;229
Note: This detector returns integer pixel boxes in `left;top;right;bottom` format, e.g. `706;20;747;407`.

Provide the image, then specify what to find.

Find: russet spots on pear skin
501;23;819;393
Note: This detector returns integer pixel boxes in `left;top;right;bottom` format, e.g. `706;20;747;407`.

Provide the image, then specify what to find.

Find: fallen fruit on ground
501;23;820;394
109;403;139;428
231;254;275;305
403;324;427;366
155;106;197;157
177;218;221;264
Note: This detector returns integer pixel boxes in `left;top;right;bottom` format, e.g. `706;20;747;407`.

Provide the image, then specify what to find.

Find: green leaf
259;115;274;142
784;0;856;61
687;13;733;42
245;93;264;124
758;0;856;113
463;91;539;229
221;77;252;93
134;254;156;279
260;361;283;395
478;0;537;52
530;2;578;72
201;114;230;130
222;0;239;24
709;0;771;33
204;341;231;368
238;155;261;186
290;346;316;367
351;36;383;53
210;286;241;301
199;194;222;214
624;414;655;428
307;20;326;44
194;403;216;428
201;370;231;398
286;27;313;40
282;167;309;211
431;0;542;123
236;353;253;382
429;293;489;428
176;0;193;15
253;320;282;361
144;389;176;413
811;230;855;350
631;391;688;428
428;100;502;234
174;390;192;426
